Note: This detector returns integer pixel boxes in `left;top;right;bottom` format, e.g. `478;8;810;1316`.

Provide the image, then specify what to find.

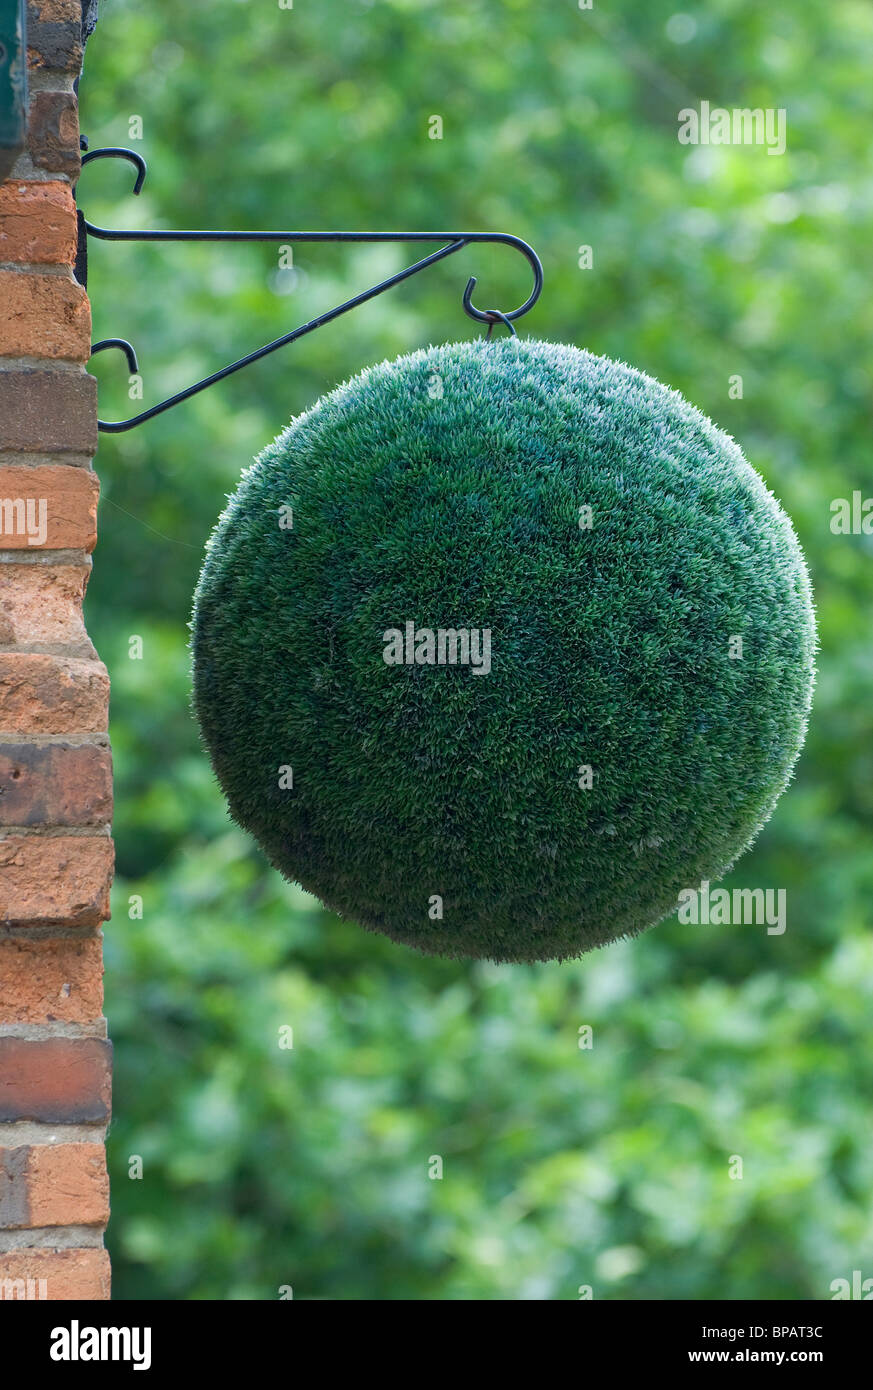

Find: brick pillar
0;2;112;1302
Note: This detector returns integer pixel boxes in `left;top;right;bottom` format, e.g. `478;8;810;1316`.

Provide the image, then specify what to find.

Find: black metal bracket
76;145;544;434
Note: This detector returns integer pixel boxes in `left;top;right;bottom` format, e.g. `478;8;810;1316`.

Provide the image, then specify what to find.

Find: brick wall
0;1;112;1301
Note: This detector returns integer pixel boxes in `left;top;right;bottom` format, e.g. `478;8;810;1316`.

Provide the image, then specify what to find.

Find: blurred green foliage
80;0;873;1299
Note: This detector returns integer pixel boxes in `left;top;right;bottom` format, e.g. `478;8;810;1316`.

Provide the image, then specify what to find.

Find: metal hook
81;145;147;196
79;146;543;431
89;337;139;374
461;256;540;326
481;309;517;339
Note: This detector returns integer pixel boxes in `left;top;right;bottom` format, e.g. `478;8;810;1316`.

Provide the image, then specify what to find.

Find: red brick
30;0;81;20
0;1247;110;1300
0;181;77;264
0;1144;108;1229
0;742;111;826
27;91;80;180
0;1038;111;1123
0;271;90;361
0;654;108;733
0;936;103;1024
0;563;91;647
0;465;98;550
0;370;97;453
0;834;113;925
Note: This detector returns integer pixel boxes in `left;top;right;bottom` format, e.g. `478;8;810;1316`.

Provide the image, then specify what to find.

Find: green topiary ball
192;339;815;962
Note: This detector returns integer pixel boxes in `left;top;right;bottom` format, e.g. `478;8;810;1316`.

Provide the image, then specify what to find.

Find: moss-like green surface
192;339;815;961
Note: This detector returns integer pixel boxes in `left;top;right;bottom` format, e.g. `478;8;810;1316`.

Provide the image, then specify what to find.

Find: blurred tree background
80;0;872;1299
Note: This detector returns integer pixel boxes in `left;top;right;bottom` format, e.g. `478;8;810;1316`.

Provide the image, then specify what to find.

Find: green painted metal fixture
0;0;27;184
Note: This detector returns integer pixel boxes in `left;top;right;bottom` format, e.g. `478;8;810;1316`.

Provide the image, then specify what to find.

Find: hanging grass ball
192;339;815;962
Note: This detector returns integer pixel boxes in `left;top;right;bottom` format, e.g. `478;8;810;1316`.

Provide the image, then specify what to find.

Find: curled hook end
460;231;543;328
80;146;147;197
462;275;478;316
463;277;518;338
90;337;139;375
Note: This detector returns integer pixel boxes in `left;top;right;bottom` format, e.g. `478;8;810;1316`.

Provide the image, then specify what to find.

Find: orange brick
0;466;98;551
0;564;91;647
0;1247;110;1300
0;936;103;1024
0;834;113;926
0;1144;108;1229
0;1038;111;1123
0;182;77;265
0;270;90;361
0;654;109;733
